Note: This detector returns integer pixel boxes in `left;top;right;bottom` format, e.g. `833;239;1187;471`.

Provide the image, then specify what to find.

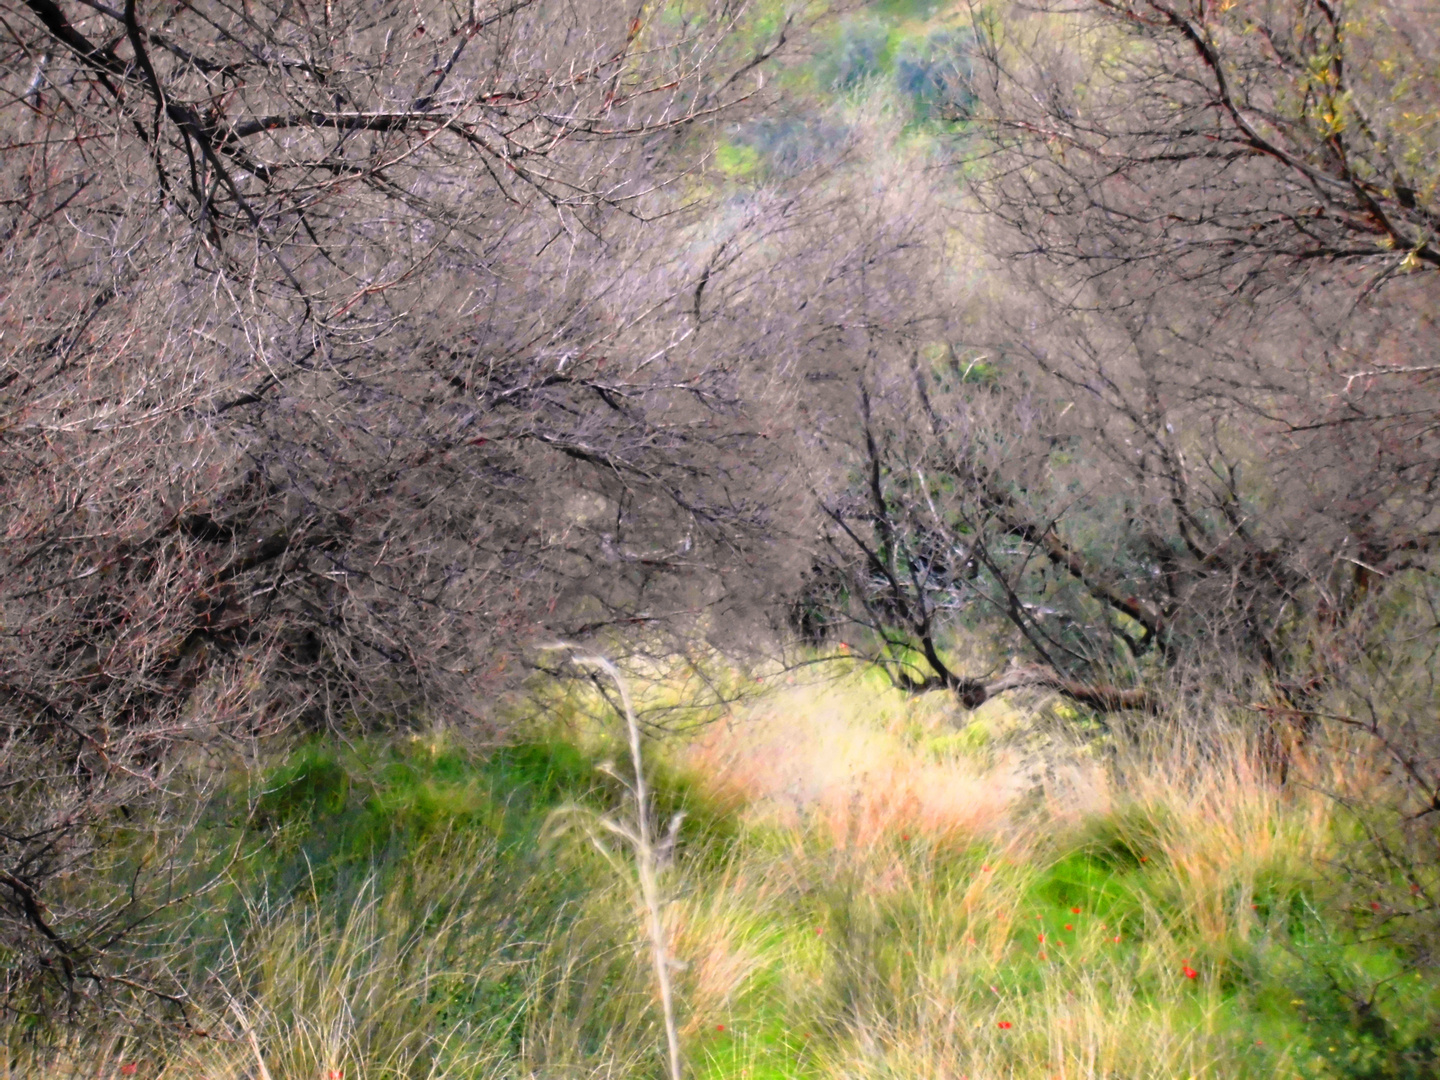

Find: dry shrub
0;0;832;1025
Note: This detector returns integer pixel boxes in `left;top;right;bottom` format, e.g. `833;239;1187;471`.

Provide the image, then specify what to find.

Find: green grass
26;677;1440;1079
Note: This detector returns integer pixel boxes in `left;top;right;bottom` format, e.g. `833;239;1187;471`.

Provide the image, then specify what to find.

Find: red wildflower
1064;924;1073;931
716;1024;726;1032
1139;855;1148;862
1182;964;1198;979
1113;935;1122;943
1371;901;1382;912
1071;907;1081;914
1038;950;1048;960
328;1072;343;1080
1037;933;1045;943
998;1021;1013;1029
981;865;992;873
119;1067;138;1078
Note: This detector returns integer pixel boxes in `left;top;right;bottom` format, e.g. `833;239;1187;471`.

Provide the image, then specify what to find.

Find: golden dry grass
684;675;1037;846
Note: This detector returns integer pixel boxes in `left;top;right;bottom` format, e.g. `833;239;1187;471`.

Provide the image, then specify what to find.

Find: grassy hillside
33;673;1440;1079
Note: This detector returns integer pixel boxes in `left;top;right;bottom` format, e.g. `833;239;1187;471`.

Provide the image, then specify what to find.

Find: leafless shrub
0;0;820;1028
963;0;1438;720
796;2;1438;715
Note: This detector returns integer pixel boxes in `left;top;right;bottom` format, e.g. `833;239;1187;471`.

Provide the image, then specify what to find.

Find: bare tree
770;96;1172;713
960;0;1439;700
0;0;811;1027
795;2;1439;740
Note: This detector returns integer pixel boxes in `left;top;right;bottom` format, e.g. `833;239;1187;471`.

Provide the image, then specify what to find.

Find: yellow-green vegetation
34;674;1440;1079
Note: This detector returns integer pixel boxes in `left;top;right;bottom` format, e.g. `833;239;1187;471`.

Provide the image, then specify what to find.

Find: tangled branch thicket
801;1;1439;730
0;0;828;1023
787;0;1439;959
2;0;1438;1040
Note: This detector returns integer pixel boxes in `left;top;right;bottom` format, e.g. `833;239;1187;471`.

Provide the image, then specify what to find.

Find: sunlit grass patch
19;667;1440;1080
682;672;1033;845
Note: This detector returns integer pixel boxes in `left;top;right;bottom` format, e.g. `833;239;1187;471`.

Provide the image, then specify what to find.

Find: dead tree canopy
795;1;1438;717
0;0;806;1024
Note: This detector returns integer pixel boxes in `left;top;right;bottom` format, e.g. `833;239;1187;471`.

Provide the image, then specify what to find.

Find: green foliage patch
113;722;1440;1079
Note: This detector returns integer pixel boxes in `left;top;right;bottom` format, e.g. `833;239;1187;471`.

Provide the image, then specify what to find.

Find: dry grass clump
668;671;1353;1080
684;673;1037;846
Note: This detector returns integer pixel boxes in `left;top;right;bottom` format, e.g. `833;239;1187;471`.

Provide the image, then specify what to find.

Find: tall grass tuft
545;648;686;1080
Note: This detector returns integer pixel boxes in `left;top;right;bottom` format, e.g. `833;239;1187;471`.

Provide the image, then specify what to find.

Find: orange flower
997;1020;1012;1029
